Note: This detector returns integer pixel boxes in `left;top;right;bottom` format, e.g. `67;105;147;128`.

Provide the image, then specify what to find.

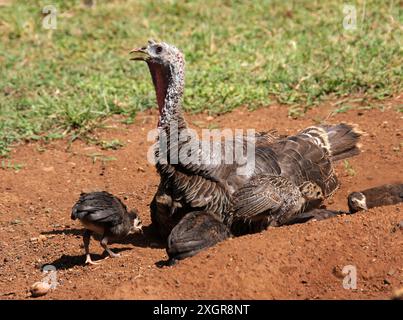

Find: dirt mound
0;99;402;299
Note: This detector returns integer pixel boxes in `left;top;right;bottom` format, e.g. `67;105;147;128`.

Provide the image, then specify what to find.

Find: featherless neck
147;61;186;130
160;64;186;127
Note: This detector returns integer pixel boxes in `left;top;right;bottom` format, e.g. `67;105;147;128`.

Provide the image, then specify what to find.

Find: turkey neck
148;59;194;173
147;61;186;132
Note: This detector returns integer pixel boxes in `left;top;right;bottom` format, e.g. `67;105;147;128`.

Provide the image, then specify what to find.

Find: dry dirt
0;98;402;299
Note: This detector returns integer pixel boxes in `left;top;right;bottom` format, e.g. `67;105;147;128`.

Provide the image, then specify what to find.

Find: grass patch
0;0;402;156
84;152;117;164
0;160;24;172
95;139;125;150
334;105;354;114
343;159;356;176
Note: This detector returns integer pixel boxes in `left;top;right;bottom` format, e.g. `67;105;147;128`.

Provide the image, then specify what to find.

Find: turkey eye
155;46;163;54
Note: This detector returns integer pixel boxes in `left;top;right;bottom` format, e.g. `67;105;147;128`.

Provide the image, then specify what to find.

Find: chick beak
129;47;149;61
135;220;143;234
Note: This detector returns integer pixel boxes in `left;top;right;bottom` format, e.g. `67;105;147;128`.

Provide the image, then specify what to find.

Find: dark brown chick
348;183;403;213
71;191;142;265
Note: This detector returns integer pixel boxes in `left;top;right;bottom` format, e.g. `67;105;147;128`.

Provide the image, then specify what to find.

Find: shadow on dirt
42;228;82;236
42;225;165;249
41;225;169;270
119;225;166;249
155;258;177;268
44;225;167;270
48;248;132;270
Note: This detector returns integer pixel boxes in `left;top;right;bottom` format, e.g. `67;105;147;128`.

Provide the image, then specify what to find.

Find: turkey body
151;123;361;238
130;41;361;261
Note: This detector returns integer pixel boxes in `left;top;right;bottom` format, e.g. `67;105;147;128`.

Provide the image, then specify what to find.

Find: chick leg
83;229;100;265
100;236;121;258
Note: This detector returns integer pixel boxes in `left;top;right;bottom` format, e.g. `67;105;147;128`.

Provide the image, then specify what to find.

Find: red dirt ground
0;98;402;299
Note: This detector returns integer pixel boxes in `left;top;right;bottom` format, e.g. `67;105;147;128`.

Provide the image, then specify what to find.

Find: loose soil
0;98;402;299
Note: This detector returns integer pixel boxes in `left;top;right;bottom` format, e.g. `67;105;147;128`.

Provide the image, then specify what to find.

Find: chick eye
155;46;163;54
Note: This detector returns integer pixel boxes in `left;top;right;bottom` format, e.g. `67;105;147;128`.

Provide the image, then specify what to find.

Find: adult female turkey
130;40;361;261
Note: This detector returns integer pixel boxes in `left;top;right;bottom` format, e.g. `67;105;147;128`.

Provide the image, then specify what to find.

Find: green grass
0;0;402;156
0;159;24;172
84;152;117;164
343;159;356;177
95;138;125;150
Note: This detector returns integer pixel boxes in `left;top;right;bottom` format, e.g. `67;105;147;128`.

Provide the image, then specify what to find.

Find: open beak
129;47;150;61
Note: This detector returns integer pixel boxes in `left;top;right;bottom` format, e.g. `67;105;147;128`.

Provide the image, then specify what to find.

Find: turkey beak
130;47;150;61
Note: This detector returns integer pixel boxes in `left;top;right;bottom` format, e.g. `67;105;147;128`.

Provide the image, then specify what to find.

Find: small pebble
332;265;345;279
392;287;403;300
30;282;50;297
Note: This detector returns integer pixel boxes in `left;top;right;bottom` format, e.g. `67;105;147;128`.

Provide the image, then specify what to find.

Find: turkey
71;191;143;265
130;40;362;260
348;183;403;213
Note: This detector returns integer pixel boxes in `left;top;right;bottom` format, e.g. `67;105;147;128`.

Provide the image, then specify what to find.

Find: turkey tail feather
324;123;362;161
300;123;362;162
